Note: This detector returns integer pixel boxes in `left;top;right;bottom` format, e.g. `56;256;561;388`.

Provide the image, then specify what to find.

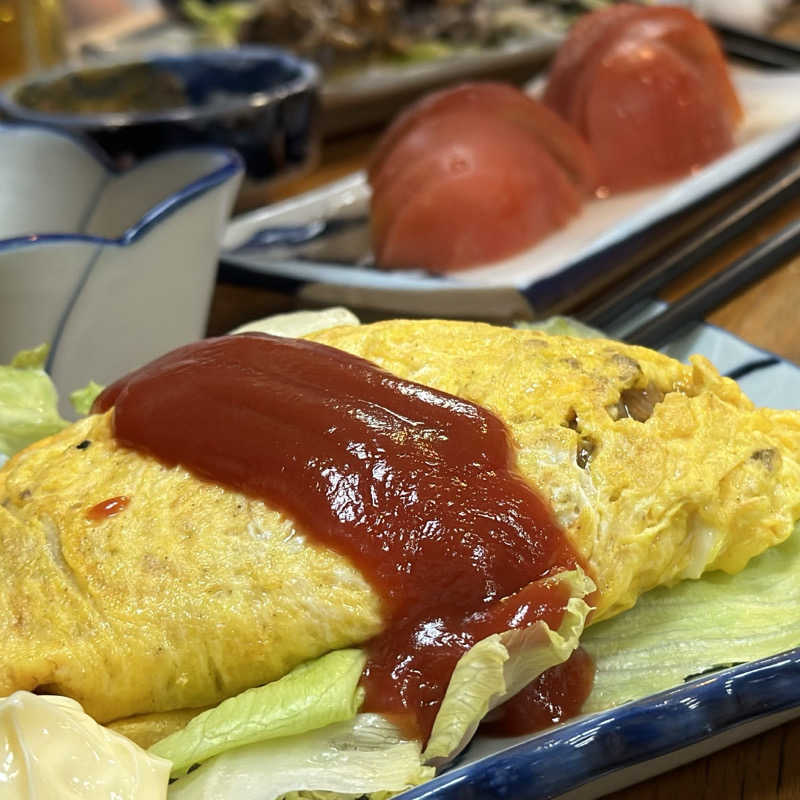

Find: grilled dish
1;319;799;737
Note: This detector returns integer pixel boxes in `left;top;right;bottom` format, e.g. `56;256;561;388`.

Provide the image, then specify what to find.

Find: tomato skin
376;151;580;272
543;4;645;126
369;81;599;195
544;4;741;192
584;38;735;191
369;108;583;272
368;83;595;273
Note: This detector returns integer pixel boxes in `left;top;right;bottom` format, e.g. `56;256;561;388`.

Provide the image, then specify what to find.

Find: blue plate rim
397;645;800;800
0;45;320;129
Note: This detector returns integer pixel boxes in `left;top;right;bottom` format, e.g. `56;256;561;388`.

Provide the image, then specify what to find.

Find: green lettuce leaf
583;524;800;713
69;381;104;417
167;713;434;800
514;316;605;339
423;568;595;765
155;569;593;797
180;0;254;46
151;649;367;776
0;345;68;457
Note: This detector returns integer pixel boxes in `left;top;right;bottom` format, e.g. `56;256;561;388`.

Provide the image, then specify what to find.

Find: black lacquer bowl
0;48;320;206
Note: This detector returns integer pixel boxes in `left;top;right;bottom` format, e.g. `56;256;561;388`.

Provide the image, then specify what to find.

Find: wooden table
207;128;800;800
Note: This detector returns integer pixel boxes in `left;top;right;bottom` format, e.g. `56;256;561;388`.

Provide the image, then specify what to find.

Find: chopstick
579;158;800;330
623;213;800;349
714;23;800;70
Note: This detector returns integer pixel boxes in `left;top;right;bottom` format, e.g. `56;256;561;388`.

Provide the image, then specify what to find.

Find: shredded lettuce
151;650;367;776
514;315;605;339
180;0;253;46
228;307;360;338
0;345;68;457
583;523;800;712
424;568;594;765
395;40;455;63
69;380;104;416
167;713;433;800
156;568;593;800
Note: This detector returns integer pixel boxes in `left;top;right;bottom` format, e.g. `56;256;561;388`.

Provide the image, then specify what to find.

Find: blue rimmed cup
0;123;243;410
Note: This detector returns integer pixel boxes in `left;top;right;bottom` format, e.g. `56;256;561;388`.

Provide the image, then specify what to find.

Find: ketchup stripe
94;333;586;740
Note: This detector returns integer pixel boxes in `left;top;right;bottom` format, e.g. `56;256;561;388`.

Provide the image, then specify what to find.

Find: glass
0;0;65;84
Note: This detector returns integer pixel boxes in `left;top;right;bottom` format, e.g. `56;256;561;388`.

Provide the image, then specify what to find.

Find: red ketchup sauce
482;647;595;736
86;495;130;521
93;333;593;741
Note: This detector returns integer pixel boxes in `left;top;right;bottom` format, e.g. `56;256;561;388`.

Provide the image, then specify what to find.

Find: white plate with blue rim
220;67;800;320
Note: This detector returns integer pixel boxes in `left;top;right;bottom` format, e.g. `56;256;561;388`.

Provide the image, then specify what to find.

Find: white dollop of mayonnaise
0;692;171;799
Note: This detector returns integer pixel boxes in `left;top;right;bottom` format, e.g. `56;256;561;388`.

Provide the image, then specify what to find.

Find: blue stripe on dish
45;244;104;374
725;356;781;379
397;647;800;800
0;47;319;129
0;122;243;252
659;318;800;408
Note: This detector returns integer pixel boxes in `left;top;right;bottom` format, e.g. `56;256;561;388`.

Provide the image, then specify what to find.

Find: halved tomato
369;82;599;194
584;37;735;190
543;4;741;191
371;110;582;272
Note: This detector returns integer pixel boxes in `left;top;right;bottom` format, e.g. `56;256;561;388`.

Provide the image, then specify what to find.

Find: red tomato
543;4;741;191
371;110;582;272
543;4;645;124
585;37;735;190
369;82;599;194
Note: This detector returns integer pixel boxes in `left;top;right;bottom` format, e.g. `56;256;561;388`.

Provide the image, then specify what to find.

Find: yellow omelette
1;320;798;739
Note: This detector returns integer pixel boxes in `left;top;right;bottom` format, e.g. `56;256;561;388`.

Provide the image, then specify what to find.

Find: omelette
1;319;799;735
